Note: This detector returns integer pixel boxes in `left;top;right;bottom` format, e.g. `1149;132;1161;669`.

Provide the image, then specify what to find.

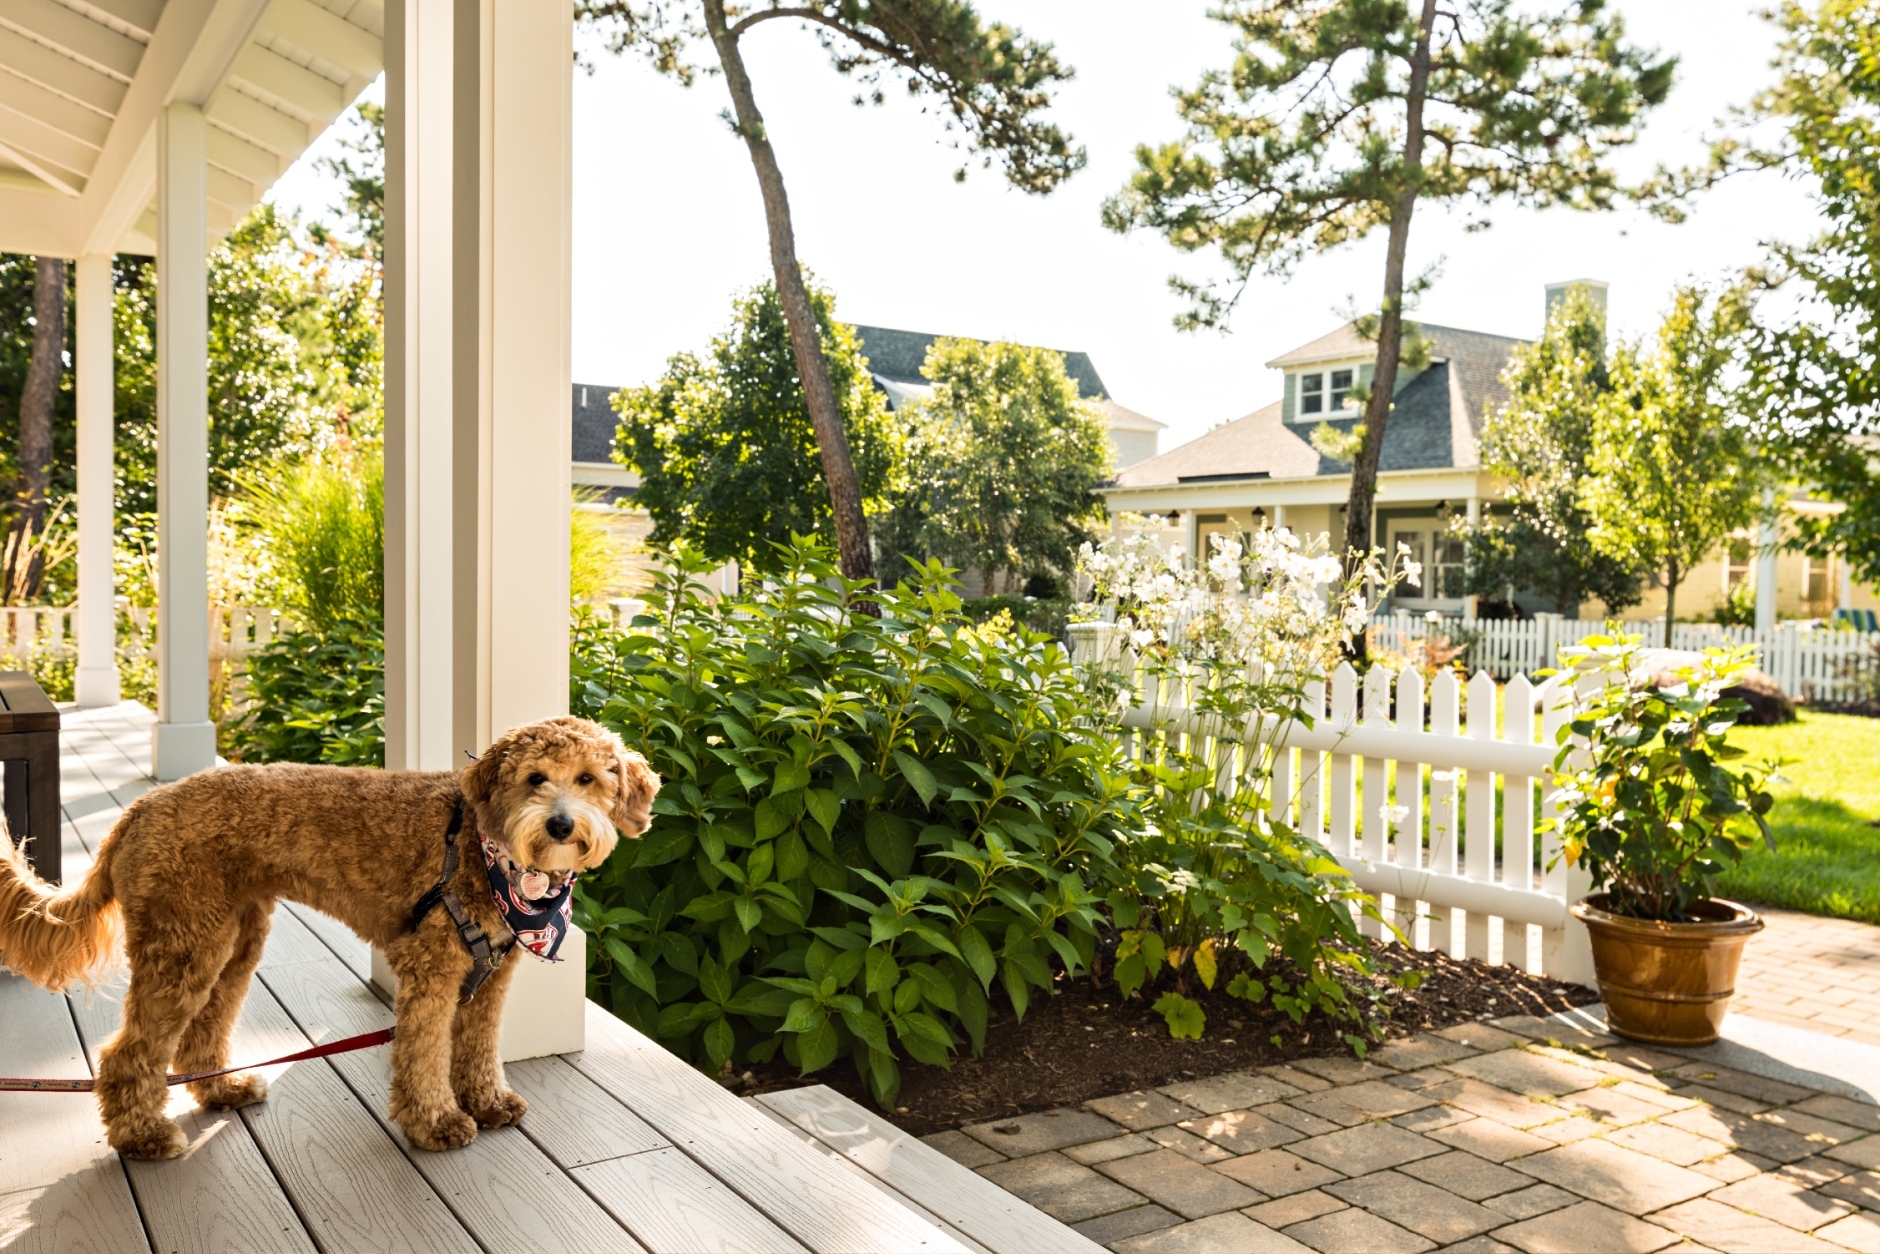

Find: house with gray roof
1103;281;1601;614
850;325;1166;470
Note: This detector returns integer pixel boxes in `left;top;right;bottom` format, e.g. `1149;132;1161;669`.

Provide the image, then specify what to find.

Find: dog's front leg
450;958;527;1128
385;945;479;1152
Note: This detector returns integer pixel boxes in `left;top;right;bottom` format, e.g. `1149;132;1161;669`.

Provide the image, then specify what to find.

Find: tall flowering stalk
1075;520;1421;1046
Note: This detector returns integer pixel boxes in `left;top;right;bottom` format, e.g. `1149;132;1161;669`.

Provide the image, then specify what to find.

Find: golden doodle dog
0;716;657;1160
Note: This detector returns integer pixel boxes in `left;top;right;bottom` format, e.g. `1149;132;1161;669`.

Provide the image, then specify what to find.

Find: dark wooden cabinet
0;672;60;883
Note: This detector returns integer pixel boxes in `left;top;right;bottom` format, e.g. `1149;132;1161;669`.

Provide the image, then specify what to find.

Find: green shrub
238;445;385;631
227;615;385;765
569;537;1134;1105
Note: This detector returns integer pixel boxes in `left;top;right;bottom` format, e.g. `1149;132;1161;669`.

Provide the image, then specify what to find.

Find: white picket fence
0;603;294;671
1374;612;1880;705
1073;623;1595;985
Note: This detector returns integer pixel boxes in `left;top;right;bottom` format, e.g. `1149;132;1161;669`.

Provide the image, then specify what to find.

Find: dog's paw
403;1107;479;1153
463;1087;528;1129
190;1071;269;1111
109;1115;188;1161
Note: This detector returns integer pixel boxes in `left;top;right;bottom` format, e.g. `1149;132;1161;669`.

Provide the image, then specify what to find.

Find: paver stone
1816;1211;1880;1253
1113;1210;1314;1254
1371;1034;1481;1071
1827;1136;1880;1170
1160;1072;1304;1115
1243;1189;1345;1228
1781;1156;1856;1187
921;1129;1005;1168
1421;1077;1562;1129
1688;1152;1773;1184
1097;1148;1267;1218
1290;1122;1445;1176
1516;1138;1718;1213
1088;1089;1197;1130
1180;1108;1303;1153
1646;1197;1847;1253
1428;1115;1556;1162
961;1107;1122;1156
1794;1096;1880;1135
1675;1083;1772;1115
1758;1107;1869;1147
1667;1065;1815;1107
1398;1149;1535;1200
1069;1203;1183;1246
1323;1169;1505;1242
1261;1064;1332;1093
1434;1238;1521;1254
1446;1049;1608;1098
1528;1114;1608;1144
1433;1023;1526;1053
1389;1066;1463;1092
1212;1149;1343;1196
1488;1015;1615;1048
1282;1204;1434;1253
1394;1104;1475;1133
1820;1168;1880;1211
1290;1056;1398;1085
1661;1105;1825;1164
1259;1102;1342;1137
1289;1080;1436;1127
1484;1182;1578;1220
1065;1133;1159;1165
1706;1171;1853;1231
975;1150;1147;1223
1492;1199;1679;1253
1144;1125;1235;1164
1562;1085;1674;1127
1603;1121;1736;1166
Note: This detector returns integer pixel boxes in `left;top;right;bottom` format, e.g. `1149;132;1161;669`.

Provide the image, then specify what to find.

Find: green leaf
864;811;915;877
892;751;939;807
606;937;658;998
1113;951;1146;998
905;962;958;1013
1001;958;1031;1020
804;787;840;834
865;947;901;997
702;1017;735;1070
1153;992;1206;1040
754;797;789;841
774;760;810;792
957;924;997;989
840;1008;891;1055
698;956;735;1006
775;828;810;882
733;896;763;934
781;998;827;1034
657;932;699;976
796;1019;840;1073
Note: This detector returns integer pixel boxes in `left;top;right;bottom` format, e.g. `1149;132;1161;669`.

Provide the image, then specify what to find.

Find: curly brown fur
0;716;656;1161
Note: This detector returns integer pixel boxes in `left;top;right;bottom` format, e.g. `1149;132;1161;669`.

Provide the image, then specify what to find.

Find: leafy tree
578;0;1083;586
879;338;1110;592
310;100;385;267
613;277;898;572
1462;286;1647;615
1103;0;1673;621
1582;285;1764;644
1648;1;1880;585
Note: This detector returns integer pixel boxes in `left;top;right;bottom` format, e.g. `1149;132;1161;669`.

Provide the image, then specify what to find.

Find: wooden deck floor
0;704;1048;1254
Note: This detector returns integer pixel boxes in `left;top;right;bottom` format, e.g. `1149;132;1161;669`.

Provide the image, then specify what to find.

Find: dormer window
1300;373;1324;414
1331;369;1353;410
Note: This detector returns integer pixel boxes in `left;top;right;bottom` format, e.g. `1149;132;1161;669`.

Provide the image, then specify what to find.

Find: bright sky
270;1;1823;453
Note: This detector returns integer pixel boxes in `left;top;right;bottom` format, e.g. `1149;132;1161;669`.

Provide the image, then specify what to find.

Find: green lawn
1714;711;1880;922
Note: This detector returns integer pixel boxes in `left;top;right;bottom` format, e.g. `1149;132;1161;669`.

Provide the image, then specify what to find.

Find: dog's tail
0;808;122;991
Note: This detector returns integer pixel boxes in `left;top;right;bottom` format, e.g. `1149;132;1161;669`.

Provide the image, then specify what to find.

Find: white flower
1379;804;1410;828
1431;769;1459;783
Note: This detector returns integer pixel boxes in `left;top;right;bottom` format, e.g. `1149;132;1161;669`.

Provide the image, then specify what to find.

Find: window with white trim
1330;369;1354;411
1299;372;1324;415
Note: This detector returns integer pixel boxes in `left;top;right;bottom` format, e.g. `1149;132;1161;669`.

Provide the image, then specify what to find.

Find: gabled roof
848;324;1111;400
573;383;620;463
1111;323;1524;490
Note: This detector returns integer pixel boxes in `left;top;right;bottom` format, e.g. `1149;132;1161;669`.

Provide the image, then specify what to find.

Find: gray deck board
507;1054;670;1168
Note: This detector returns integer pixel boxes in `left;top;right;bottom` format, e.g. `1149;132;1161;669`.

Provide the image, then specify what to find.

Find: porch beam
74;253;120;708
152;101;215;779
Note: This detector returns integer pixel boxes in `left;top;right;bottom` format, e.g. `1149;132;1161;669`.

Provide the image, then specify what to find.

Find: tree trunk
1663;558;1680;647
1343;0;1439;658
703;1;877;596
10;256;65;601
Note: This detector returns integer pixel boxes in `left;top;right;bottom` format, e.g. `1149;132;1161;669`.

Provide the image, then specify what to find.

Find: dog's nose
546;813;575;842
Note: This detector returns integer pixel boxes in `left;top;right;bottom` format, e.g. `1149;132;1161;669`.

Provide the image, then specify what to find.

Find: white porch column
153;103;215;779
1462;497;1480;619
74;254;120;708
384;0;459;774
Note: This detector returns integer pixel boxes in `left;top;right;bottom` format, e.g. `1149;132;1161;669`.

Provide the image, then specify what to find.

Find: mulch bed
738;941;1599;1137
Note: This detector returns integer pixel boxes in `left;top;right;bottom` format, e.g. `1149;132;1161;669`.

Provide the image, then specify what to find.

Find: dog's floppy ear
609;739;659;836
461;738;505;809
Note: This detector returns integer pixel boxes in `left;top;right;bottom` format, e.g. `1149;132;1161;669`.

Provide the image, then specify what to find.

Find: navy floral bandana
478;830;578;962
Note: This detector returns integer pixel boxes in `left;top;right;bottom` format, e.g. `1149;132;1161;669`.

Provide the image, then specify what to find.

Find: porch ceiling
0;0;382;258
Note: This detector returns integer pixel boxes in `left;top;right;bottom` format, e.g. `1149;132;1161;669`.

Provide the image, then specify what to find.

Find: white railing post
1502;675;1537;975
1358;666;1392;940
1328;664;1358;868
1393;667;1426;946
1463;671;1498;964
1427;669;1461;957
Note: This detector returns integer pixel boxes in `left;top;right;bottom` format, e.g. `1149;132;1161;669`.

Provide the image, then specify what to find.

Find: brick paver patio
926;909;1880;1252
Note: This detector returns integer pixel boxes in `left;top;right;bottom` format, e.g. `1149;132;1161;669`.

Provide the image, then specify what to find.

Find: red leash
0;1027;396;1093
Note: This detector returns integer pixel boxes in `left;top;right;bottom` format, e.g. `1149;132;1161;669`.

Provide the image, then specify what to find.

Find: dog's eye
527;772;547;788
577;773;594;786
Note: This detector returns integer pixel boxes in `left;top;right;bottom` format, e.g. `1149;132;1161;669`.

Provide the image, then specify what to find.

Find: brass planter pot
1571;894;1764;1045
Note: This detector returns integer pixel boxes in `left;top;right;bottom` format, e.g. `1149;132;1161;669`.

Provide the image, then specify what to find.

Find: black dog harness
410;800;512;1004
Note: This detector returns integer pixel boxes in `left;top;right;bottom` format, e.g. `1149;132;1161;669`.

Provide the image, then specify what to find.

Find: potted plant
1548;634;1781;1045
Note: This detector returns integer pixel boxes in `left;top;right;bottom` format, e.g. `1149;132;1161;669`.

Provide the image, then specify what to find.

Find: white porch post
74;254;121;708
384;0;458;774
1462;497;1480;619
153;103;216;779
376;0;578;1060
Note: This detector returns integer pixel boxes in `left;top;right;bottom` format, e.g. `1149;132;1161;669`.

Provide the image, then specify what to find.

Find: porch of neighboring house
2;704;1090;1254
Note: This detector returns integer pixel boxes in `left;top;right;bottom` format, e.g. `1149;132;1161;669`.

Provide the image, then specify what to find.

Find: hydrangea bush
570;538;1135;1105
1075;519;1420;1046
